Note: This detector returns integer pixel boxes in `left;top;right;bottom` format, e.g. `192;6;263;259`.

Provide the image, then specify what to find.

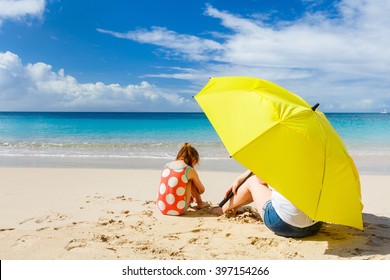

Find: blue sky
0;0;389;112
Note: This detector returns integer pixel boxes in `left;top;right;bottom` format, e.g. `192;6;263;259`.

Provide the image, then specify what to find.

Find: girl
157;143;209;216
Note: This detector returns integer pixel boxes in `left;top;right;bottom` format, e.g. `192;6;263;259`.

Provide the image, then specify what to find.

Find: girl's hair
176;143;199;167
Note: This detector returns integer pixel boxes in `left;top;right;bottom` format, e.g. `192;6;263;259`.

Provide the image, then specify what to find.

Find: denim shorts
262;201;323;238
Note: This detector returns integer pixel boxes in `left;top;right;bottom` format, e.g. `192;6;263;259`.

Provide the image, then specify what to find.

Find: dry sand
0;167;389;260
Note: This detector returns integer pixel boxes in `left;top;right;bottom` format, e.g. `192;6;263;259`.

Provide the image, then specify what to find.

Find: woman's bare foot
222;202;237;216
210;206;237;217
211;207;223;215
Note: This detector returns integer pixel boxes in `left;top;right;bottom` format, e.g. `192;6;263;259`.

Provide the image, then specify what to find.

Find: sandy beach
0;167;389;260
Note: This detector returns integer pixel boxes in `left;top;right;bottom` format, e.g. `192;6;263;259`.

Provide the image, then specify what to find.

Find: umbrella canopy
195;76;363;229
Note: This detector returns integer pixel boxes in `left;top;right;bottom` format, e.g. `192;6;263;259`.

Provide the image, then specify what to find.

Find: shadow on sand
183;206;389;259
308;213;390;258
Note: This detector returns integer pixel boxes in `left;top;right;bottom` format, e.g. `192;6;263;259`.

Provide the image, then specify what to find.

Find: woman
220;170;322;238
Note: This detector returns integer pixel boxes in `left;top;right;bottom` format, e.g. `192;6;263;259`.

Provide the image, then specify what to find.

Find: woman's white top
271;188;318;228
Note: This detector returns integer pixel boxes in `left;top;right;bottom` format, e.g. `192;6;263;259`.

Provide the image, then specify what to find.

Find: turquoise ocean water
0;112;389;174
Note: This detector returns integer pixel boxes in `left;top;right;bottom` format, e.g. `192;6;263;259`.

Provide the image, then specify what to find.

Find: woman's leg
222;182;253;214
246;178;272;220
223;176;272;219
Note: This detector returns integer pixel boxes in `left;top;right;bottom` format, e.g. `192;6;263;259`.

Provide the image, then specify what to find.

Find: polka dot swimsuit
157;164;190;216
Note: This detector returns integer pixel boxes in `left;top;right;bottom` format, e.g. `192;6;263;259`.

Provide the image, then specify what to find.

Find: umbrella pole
218;172;253;207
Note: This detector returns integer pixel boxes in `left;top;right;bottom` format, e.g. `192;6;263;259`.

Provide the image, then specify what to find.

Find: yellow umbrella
195;76;363;229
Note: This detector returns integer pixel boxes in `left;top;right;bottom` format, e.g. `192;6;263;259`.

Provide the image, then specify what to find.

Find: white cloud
97;27;224;61
0;51;195;111
203;1;390;78
98;0;390;112
0;0;45;25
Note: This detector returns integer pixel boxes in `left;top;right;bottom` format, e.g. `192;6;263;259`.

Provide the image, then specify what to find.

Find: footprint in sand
188;237;198;244
330;233;346;240
34;215;50;224
350;247;363;256
0;228;15;232
121;210;137;218
143;200;155;205
142;210;155;218
248;236;278;248
85;194;107;204
164;234;180;240
36;227;50;232
97;219;125;230
129;220;146;233
366;235;390;247
94;234;111;243
377;223;390;229
65;239;87;251
12;235;39;248
113;195;132;202
133;240;151;252
19;217;34;225
32;213;68;224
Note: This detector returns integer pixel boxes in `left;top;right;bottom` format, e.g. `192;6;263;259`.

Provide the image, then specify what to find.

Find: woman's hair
176;143;199;167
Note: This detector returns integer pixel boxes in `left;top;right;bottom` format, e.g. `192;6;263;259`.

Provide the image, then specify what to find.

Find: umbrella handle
218;172;253;207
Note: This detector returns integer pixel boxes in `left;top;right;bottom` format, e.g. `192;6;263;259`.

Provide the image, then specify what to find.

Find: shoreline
0;154;389;175
0;167;389;260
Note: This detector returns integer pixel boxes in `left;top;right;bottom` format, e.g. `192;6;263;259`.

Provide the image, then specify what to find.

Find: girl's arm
187;168;205;194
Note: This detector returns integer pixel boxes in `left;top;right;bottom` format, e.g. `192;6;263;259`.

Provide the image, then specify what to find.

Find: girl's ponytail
176;143;199;167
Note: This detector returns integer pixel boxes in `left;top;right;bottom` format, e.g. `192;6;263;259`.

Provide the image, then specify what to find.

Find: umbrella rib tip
311;103;320;111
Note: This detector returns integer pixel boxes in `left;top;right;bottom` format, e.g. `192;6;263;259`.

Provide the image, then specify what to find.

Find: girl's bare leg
185;181;209;209
192;184;210;208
